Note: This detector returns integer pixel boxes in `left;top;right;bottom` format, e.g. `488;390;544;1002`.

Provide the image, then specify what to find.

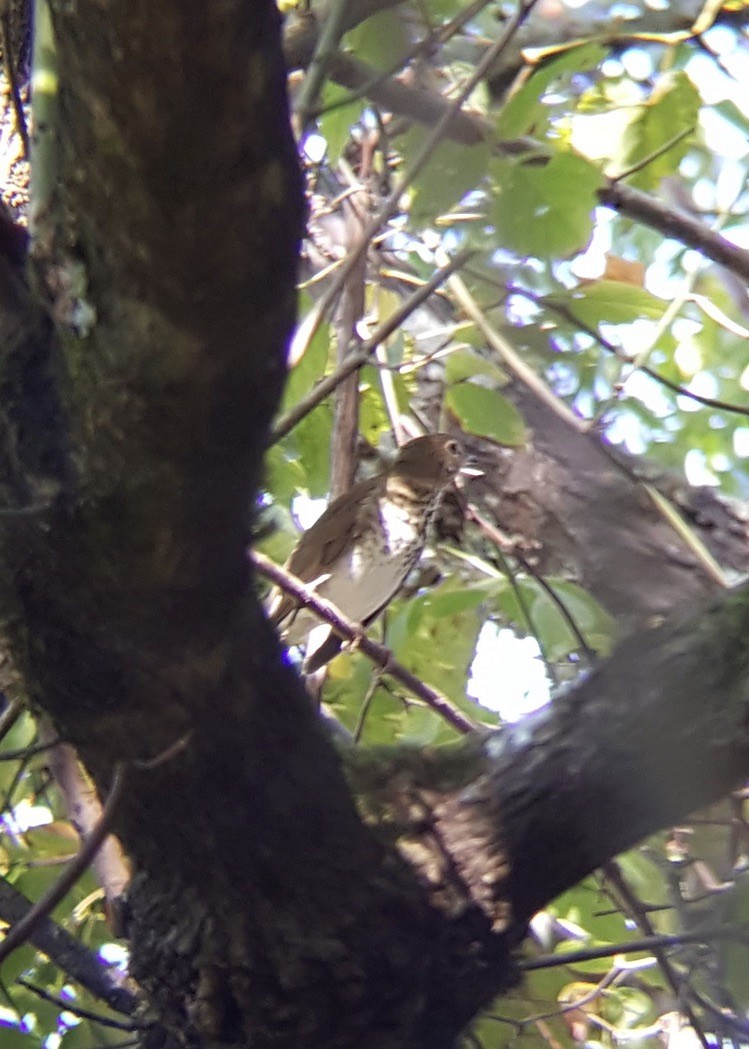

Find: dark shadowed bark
0;4;747;1049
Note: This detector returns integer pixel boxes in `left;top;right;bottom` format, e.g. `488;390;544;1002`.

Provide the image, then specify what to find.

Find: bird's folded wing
265;477;377;630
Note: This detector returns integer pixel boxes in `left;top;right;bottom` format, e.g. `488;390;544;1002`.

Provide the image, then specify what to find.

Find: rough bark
1;4;516;1048
400;291;748;638
0;4;747;1049
474;382;745;637
350;579;749;927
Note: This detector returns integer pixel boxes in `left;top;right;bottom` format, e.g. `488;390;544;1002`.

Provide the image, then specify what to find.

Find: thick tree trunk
0;5;748;1049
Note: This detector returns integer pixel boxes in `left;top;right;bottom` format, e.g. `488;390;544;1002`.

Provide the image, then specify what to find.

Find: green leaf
491;577;614;657
396;706;445;746
58;1023;97;1049
712;98;749;138
318;83;360;166
401;128;490;224
490;152;603;259
421;0;464;18
345;11;409;71
13;865;97;923
289;404;333;498
11;986;62;1037
495;42;607;139
472;972;575;1049
263;446;307;504
445;383;527;446
388;582;484;711
0;1025;39;1049
530;580;615;660
359;365;403;448
280;317;330;411
550;877;629;959
619;71;700;190
553;280;667;327
0;943;36;986
444;347;506;386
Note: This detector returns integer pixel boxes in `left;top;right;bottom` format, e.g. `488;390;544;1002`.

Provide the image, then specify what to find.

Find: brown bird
267;434;463;671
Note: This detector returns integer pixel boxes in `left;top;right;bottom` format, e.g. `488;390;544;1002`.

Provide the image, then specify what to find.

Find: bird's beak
459;455;483;479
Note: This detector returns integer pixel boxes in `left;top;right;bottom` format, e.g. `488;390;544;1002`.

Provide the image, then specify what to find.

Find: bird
267;433;464;671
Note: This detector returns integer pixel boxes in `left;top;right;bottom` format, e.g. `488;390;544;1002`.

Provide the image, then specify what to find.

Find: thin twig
466;504;596;662
0;764;126;965
521;923;749;972
0;877;138;1014
598;180;749;283
17;978;146;1032
603;860;712;1049
509;284;749;419
252;550;478;734
41;728;131;917
312;0;494;120
295;0;350;129
454;277;732;589
611;126;694;183
271;248;473;444
296;19;749;287
290;0;541;363
0;7;29;157
330;162;367;499
0;738;59;761
448;272;589;436
0;697;23;746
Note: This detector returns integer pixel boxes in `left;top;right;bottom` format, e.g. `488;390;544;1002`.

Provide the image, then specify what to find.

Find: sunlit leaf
388;583;484;711
396;706;444;746
495;42;607;139
552;280;667;327
490;152;603;259
530;580;615;660
619;71;700;190
58;1023;99;1049
0;943;36;986
289;404;333;498
0;711;36;757
444;347;506;386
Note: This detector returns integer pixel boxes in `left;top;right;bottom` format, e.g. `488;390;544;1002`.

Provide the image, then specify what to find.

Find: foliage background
0;0;748;1046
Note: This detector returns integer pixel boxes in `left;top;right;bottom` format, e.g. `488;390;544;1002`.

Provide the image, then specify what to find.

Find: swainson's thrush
268;434;463;670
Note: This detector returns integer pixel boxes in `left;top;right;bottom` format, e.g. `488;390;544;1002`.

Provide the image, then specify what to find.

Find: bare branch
0;764;126;966
0;877;138;1015
271;248;472;444
252;550;479;734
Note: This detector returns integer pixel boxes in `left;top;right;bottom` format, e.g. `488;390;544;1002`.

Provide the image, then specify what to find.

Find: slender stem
290;0;541;363
294;0;350;129
271;248;473;444
0;763;126;965
522;923;749;972
252;550;478;734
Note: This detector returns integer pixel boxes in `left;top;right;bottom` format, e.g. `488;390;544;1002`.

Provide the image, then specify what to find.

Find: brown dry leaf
601;255;646;287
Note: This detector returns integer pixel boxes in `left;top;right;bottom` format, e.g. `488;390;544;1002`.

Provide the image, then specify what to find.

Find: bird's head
390;434;463;489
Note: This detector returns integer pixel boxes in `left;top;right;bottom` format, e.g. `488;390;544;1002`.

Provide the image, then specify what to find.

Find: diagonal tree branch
252;550;478;734
0;876;138;1015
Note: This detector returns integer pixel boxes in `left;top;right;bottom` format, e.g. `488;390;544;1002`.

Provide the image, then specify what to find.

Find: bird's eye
445;439;459;455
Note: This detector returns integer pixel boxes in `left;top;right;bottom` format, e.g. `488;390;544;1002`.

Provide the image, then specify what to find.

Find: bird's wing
267;477;377;629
